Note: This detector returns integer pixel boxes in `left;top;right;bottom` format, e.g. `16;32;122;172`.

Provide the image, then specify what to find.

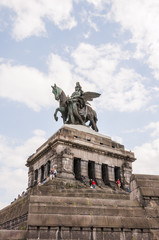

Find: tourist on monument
92;179;96;189
50;168;54;180
116;179;121;188
90;178;93;188
21;191;25;197
53;168;57;178
38;181;41;186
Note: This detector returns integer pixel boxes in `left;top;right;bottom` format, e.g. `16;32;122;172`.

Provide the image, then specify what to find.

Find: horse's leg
87;107;98;132
54;108;60;121
60;106;68;124
89;117;98;131
67;104;75;124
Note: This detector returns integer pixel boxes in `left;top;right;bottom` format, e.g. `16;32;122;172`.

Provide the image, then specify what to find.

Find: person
38;181;41;186
90;178;93;188
53;168;57;178
116;179;121;188
92;179;96;189
50;168;54;180
21;191;25;197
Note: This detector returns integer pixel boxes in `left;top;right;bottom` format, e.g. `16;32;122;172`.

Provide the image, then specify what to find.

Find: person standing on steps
92;179;96;189
53;168;57;178
90;179;93;188
50;168;54;180
116;179;121;188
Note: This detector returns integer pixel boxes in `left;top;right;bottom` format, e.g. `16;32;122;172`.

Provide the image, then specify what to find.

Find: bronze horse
51;84;99;132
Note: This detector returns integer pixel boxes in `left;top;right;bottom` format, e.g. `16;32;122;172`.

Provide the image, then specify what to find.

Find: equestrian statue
51;82;100;132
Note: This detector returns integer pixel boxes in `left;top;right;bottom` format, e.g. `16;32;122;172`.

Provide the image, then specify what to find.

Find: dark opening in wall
102;163;109;185
34;169;38;184
88;161;95;180
41;165;45;182
47;160;51;176
114;166;121;182
74;158;81;180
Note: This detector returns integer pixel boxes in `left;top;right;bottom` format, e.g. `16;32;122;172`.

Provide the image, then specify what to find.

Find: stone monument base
0;125;159;239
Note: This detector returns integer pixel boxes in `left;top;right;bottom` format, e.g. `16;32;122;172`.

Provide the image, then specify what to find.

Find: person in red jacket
116;179;121;188
92;179;96;189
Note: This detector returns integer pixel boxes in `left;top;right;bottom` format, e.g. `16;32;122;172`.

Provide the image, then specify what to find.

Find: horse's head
51;84;62;101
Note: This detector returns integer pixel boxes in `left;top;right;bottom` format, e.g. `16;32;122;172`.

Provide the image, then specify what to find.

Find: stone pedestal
26;125;135;189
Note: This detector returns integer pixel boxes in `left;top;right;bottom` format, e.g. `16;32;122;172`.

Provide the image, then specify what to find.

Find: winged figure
52;82;100;132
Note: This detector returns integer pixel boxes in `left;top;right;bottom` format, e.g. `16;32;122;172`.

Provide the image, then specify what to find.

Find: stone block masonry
0;125;159;239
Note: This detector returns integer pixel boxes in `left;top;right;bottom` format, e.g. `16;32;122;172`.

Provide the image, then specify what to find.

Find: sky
0;0;159;209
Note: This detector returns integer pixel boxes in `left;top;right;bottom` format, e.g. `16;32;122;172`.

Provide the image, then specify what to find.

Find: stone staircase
26;179;154;239
0;177;157;239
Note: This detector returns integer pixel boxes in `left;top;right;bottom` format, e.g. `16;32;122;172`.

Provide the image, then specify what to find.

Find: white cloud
72;42;149;111
86;0;110;10
100;68;149;112
0;0;77;40
133;121;159;174
48;54;75;94
0;130;47;209
0;55;80;111
146;105;158;113
83;31;91;39
88;17;99;31
72;42;128;75
108;0;159;79
0;62;53;111
144;121;159;138
133;139;159;175
0;129;47;168
0;43;151;113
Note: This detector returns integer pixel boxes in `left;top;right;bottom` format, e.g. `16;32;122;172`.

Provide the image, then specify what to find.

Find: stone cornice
26;137;135;166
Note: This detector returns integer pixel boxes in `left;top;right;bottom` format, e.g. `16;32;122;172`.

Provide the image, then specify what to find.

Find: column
95;162;103;186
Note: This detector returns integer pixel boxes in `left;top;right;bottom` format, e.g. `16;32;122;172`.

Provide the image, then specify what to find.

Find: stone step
32;183;129;200
46;187;124;194
28;195;144;217
33;189;129;200
140;187;159;197
29;204;144;217
50;192;129;200
137;179;159;188
39;177;124;193
27;214;152;229
29;195;139;207
134;174;159;181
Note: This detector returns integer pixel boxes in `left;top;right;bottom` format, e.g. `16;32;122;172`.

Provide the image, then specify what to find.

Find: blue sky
1;0;159;209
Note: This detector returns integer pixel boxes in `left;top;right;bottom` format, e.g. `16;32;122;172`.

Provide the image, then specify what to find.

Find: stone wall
27;226;152;240
130;174;159;207
0;230;27;240
0;194;29;230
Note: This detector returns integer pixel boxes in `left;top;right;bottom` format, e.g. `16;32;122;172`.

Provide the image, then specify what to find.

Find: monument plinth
26;124;135;191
